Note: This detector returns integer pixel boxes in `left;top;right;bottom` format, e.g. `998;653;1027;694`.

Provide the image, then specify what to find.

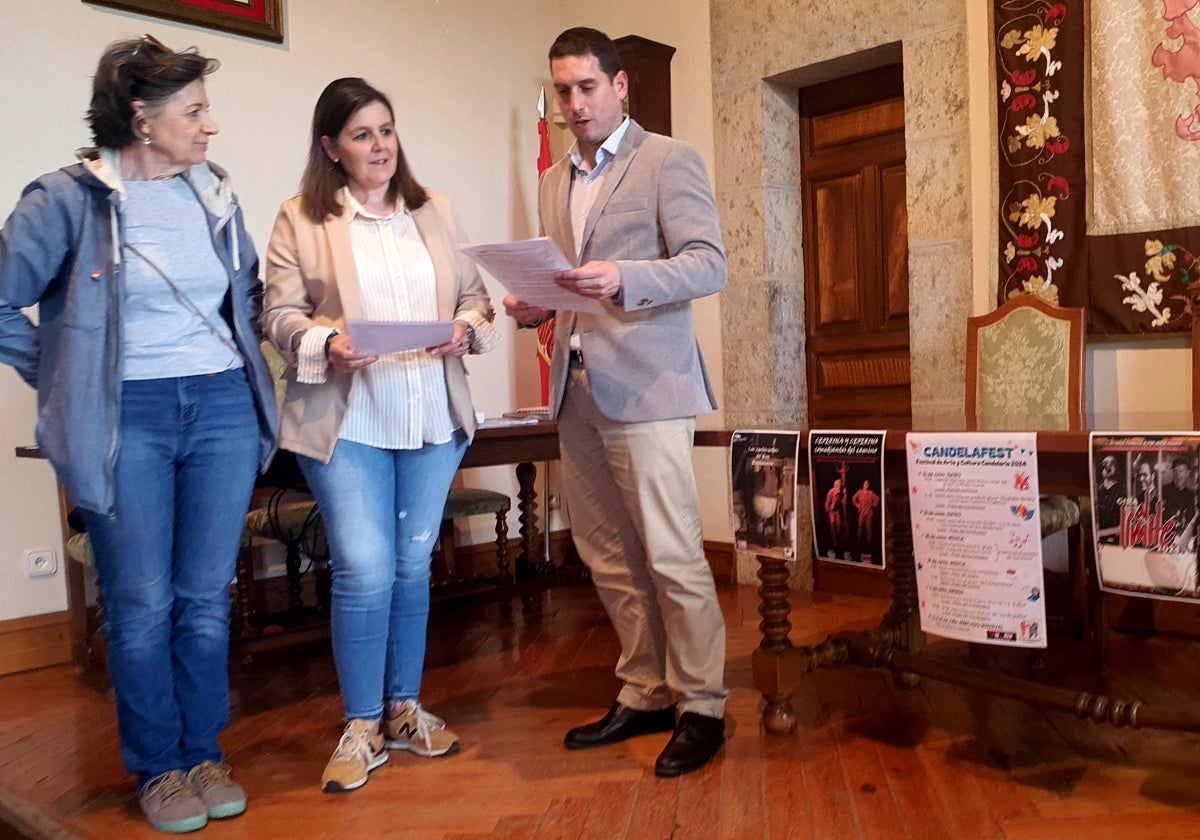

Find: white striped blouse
338;192;455;449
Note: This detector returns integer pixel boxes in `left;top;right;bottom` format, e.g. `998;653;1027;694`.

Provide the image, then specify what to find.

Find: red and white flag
535;87;555;406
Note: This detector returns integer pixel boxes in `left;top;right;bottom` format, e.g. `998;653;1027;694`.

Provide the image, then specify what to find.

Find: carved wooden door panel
802;97;910;429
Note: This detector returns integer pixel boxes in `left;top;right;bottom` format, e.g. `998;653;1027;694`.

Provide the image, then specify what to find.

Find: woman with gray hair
0;35;277;833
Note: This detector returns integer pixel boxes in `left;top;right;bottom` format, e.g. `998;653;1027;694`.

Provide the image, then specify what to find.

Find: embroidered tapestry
995;0;1200;334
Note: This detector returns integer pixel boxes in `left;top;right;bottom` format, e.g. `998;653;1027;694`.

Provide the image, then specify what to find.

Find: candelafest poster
906;432;1047;648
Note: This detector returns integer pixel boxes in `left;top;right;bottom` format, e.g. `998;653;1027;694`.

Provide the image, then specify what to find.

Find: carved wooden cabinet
615;35;676;137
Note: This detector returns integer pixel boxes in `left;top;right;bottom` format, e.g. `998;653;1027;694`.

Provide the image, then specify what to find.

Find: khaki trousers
558;367;728;719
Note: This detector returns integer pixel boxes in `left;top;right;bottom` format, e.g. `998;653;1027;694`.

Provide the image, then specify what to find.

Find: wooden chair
63;531;107;677
966;294;1085;433
236;340;329;634
965;294;1095;650
436;488;512;584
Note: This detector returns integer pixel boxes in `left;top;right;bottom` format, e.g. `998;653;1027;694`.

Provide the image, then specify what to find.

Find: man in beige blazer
505;27;728;777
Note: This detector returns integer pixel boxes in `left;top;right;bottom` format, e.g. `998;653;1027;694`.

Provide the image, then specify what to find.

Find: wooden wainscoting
0;611;71;676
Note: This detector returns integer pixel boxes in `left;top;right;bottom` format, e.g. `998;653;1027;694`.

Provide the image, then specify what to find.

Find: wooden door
801;75;910;429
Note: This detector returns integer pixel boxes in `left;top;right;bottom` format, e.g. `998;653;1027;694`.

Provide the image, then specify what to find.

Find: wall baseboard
704;540;735;586
0;611;71;676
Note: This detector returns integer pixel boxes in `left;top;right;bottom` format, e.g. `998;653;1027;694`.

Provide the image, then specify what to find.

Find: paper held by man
459;237;604;314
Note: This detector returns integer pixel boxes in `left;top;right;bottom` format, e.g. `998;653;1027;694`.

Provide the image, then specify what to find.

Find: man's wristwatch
324;329;339;360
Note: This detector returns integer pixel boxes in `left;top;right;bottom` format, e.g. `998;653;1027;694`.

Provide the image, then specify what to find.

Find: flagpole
537;85;555;573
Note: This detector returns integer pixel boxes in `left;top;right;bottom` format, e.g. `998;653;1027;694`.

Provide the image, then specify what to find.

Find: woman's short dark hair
88;35;218;150
299;78;428;223
548;27;622;80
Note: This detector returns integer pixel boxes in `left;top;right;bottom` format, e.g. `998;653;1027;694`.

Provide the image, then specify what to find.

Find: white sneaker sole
384;737;461;758
322;750;388;793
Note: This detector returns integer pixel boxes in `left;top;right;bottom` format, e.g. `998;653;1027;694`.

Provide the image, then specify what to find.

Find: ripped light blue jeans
297;432;467;720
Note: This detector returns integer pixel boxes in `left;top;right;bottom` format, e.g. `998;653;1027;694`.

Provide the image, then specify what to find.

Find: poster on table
807;431;887;569
906;432;1046;648
1090;433;1200;602
730;430;801;560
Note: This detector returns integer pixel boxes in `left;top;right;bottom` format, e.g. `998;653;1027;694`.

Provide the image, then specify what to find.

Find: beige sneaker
384;699;461;757
321;719;388;793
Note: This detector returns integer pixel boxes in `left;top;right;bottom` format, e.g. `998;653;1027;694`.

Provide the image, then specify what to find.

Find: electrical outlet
25;548;58;578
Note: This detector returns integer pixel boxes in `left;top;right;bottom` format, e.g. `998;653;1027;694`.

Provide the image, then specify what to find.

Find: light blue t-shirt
120;176;243;380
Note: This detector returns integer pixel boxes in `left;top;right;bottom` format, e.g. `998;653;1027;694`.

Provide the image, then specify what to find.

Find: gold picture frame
82;0;284;44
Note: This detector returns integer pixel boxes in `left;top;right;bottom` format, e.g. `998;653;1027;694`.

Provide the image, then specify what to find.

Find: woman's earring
132;115;150;145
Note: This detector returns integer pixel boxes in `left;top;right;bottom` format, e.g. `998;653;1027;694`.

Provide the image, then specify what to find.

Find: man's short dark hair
548;27;622;79
1174;457;1192;470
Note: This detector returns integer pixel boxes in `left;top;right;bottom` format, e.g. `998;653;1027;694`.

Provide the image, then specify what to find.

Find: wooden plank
0;613;72;676
7;588;1200;839
624;773;679;839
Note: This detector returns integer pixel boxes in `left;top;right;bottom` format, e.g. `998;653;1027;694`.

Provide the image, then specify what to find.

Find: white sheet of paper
459;237;605;314
346;320;455;355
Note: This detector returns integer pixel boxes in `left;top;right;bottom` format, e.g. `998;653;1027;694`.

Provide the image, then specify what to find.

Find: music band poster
1090;432;1200;602
730;430;800;560
906;432;1046;648
808;431;886;569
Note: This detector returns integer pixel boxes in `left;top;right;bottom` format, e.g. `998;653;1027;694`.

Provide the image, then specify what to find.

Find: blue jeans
78;369;259;789
298;432;467;721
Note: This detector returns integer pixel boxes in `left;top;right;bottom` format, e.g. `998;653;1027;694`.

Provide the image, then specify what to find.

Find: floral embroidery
977;308;1072;430
1017;24;1059;60
1144;238;1196;286
997;2;1073;302
1113;239;1199;329
1018;194;1056;227
1007;280;1061;306
1017;114;1061;149
1002;187;1066;297
1116;271;1172;328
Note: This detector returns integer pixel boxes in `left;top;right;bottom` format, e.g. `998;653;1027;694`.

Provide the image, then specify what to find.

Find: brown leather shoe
654;712;724;777
564;703;676;750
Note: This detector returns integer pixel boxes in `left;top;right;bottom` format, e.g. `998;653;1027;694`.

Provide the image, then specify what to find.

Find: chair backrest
965;294;1085;431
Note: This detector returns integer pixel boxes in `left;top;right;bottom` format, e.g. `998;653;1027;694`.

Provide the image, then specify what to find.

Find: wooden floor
4;583;1200;839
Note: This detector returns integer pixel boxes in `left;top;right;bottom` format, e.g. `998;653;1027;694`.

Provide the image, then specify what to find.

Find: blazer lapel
412;201;457;320
580;120;645;261
544;164;576;265
327;206;363;321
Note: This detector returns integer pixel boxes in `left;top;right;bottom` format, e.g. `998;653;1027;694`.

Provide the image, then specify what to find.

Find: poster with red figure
807;431;886;569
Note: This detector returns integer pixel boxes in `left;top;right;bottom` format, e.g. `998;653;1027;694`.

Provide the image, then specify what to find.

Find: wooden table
460;421;560;578
732;429;1200;736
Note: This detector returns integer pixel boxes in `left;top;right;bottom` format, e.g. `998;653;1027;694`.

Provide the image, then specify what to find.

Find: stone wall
710;0;976;587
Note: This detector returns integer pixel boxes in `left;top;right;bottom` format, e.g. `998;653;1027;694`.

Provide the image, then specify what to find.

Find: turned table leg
514;461;540;579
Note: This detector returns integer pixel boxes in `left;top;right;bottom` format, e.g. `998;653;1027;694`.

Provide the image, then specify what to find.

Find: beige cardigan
262;191;494;463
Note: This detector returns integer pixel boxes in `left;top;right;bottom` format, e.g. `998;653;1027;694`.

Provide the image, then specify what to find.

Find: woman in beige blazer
262;77;497;794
